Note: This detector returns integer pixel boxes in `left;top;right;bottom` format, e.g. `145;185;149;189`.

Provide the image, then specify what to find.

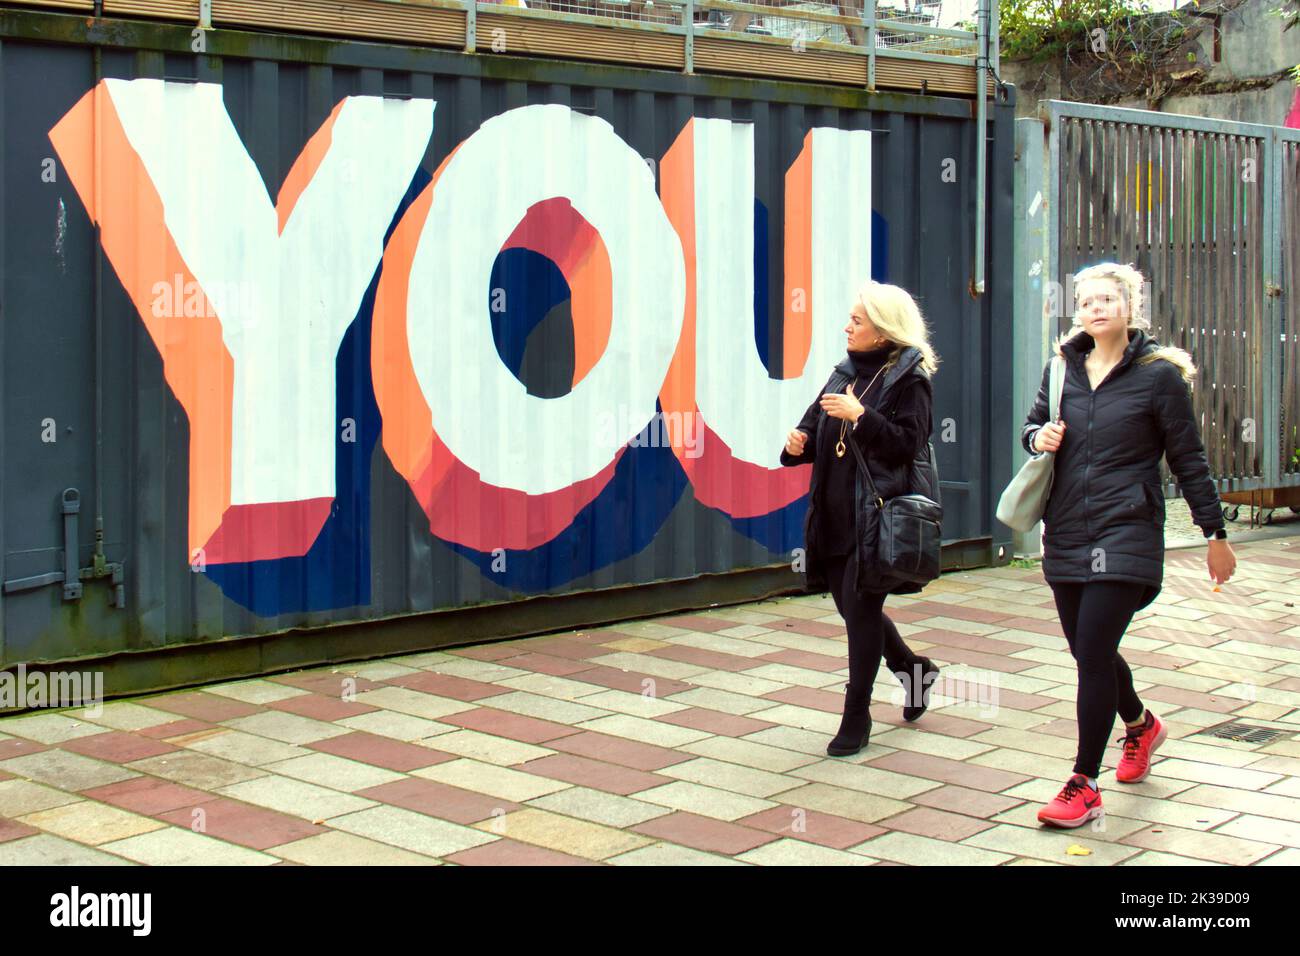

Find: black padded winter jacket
781;346;935;596
1022;328;1224;593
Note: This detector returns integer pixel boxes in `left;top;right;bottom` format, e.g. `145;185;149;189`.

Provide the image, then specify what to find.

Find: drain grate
1201;722;1288;745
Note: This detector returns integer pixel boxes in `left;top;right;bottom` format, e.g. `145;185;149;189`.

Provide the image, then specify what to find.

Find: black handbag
847;437;943;586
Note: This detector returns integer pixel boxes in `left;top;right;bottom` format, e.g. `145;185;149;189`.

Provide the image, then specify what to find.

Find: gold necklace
835;363;887;458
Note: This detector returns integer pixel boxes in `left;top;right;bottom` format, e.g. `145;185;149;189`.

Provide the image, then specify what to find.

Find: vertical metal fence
1037;101;1298;498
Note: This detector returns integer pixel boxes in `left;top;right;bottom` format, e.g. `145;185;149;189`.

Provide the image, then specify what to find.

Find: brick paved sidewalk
2;536;1298;866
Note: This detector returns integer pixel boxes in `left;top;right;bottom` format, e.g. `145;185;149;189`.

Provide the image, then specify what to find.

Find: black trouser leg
825;552;914;694
1050;580;1148;779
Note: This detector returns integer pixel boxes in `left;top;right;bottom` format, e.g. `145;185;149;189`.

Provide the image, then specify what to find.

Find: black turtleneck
818;347;893;556
779;346;934;559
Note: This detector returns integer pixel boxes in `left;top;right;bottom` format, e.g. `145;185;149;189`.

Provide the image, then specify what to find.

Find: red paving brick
440;708;584;744
905;602;1019;625
443;839;599;866
910;784;1025;819
144;692;263;722
656;614;738;633
631;812;777;855
492;653;599;677
867;751;1031;793
881;607;933;625
514;637;611;661
906;629;1034;656
768;618;846;638
1141;686;1243;713
925;645;1044;674
0;817;39;842
646;644;763;673
562;664;694;697
385;672;512;701
756;649;847;673
996;617;1065;637
444;643;521;661
655;708;777;738
905;712;995;739
268;672;385;696
515;753;669;796
1196;628;1300;650
266;694;379;722
158;798;326;850
355;778;521;825
306;732;455;772
738;806;885;849
876;806;997;841
59;731;178;763
82;777;221;815
962;684;1060;713
1202;615;1290;633
1118;648;1196;670
0;738;49;759
760;686;845;714
547;731;695;772
1128;626;1228;648
137;719;216;739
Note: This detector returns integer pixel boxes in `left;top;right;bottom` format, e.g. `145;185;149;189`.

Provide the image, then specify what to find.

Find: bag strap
846;423;884;510
1048;355;1064;423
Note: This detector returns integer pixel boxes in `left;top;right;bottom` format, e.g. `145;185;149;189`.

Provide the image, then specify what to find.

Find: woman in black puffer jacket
1022;262;1238;829
780;280;941;758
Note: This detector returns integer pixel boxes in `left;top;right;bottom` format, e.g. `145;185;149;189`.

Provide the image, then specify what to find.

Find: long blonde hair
1061;261;1150;340
856;280;940;374
1055;261;1197;383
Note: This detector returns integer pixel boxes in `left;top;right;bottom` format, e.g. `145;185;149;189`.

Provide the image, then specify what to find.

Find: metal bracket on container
199;0;212;30
466;0;477;54
2;488;126;609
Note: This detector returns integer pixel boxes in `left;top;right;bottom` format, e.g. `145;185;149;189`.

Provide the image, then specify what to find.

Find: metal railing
477;0;984;67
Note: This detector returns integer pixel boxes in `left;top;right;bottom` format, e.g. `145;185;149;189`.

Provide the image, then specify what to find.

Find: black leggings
1049;581;1148;779
824;552;920;695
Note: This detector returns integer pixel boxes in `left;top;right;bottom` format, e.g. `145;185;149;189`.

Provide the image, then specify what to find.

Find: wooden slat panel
1060;119;1075;324
104;0;198;20
1099;120;1111;259
1079;119;1093;273
481;13;683;67
1211;133;1227;480
4;0;93;8
213;0;465;47
1285;143;1300;476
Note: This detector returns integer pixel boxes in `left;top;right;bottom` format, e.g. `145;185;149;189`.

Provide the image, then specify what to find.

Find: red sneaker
1116;711;1167;784
1037;774;1103;828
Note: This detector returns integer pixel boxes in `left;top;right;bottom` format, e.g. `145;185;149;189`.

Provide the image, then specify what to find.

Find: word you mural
48;79;876;614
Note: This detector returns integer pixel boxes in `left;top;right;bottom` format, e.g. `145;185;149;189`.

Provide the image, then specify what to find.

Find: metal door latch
2;488;126;608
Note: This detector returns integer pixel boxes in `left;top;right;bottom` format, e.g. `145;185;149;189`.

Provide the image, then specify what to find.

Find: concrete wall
1003;0;1300;127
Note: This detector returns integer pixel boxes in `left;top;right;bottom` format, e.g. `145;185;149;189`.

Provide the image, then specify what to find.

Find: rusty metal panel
0;10;1015;673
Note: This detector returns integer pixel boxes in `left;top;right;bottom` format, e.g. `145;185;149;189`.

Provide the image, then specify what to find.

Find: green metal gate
1014;100;1299;536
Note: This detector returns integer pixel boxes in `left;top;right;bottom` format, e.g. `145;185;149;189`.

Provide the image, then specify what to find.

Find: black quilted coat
781;346;937;596
1022;328;1224;596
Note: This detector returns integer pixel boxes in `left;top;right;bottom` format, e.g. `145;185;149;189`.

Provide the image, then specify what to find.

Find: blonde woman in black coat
1024;262;1237;828
780;281;941;757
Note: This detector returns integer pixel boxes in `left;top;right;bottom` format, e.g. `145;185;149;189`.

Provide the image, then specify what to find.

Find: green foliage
1277;0;1300;83
998;0;1188;62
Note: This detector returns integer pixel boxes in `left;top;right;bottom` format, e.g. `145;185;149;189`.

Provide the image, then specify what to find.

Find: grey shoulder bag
996;355;1064;532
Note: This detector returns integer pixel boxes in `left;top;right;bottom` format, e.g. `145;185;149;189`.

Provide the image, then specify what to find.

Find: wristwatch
1205;528;1228;540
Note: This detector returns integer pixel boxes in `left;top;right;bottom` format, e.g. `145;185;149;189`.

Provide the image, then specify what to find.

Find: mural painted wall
47;79;880;617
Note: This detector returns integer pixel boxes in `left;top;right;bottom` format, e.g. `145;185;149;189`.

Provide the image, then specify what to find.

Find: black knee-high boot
827;683;872;757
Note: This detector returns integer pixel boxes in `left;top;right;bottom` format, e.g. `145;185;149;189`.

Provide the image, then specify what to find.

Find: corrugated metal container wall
0;10;1016;689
